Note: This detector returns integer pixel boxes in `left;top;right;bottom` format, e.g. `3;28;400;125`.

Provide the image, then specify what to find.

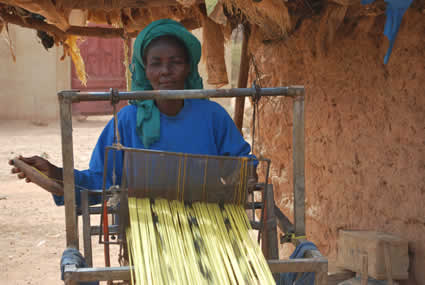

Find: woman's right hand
9;156;62;184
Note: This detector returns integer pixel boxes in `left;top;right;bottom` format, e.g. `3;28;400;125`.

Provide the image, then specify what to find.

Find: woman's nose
159;63;172;75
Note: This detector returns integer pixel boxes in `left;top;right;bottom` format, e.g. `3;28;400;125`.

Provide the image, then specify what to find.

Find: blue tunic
53;99;253;206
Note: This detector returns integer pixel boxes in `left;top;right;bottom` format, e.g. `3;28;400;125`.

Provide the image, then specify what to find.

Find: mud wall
248;10;425;284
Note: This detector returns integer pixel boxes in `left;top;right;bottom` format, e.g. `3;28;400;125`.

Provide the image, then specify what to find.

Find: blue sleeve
213;104;258;173
52;118;124;208
213;104;252;157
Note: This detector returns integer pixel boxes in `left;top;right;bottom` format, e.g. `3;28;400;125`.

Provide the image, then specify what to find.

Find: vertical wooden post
262;184;279;282
293;95;305;236
59;93;79;249
262;184;279;260
81;190;93;267
233;24;250;133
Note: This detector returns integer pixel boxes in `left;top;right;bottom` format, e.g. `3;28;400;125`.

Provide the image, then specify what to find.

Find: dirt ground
0;116;121;284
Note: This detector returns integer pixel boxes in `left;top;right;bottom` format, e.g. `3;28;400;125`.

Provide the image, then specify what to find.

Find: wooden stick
11;158;63;196
234;24;250;133
0;11;139;39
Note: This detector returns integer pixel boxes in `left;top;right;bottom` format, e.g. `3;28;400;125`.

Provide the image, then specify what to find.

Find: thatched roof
0;0;392;43
0;0;403;85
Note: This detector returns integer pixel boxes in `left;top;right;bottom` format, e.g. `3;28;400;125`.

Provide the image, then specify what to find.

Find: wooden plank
81;190;93;267
63;265;131;282
11;158;63;196
268;258;328;273
293;96;305;236
233;24;249;132
336;230;409;279
59;94;79;249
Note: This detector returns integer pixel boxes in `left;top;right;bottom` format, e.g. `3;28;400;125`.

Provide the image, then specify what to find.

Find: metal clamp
110;88;120;105
252;80;262;104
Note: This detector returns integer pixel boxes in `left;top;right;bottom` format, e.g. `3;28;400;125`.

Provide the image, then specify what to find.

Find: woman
9;19;253;206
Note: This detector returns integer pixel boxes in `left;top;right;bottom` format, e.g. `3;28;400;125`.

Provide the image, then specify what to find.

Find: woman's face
144;40;190;90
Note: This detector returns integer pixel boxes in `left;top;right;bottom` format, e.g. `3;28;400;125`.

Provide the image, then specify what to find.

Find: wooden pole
59;94;79;250
81;190;93;267
293;96;306;236
233;24;250;133
59;87;304;102
0;11;139;39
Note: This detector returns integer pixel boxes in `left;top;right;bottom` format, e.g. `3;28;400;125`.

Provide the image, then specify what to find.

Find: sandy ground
0;116;120;284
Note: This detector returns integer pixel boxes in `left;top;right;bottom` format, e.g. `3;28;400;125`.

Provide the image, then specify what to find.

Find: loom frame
58;86;328;284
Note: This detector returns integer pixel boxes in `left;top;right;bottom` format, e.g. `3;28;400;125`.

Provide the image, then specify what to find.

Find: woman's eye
172;60;185;65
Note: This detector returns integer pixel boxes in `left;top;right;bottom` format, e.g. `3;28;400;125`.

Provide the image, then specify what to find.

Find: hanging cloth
361;0;413;64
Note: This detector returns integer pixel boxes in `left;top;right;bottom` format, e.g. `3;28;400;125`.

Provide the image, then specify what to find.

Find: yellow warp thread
127;198;275;285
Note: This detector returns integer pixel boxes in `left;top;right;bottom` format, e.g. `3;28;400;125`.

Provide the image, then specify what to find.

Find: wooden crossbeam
0;10;201;39
63;259;328;282
0;11;137;39
63;265;132;282
61;0;203;9
268;258;328;273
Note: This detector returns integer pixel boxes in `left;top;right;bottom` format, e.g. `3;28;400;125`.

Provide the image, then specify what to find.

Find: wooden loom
11;86;328;283
46;86;328;284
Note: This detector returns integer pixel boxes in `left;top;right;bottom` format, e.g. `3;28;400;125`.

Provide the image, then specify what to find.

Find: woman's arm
53;118;125;207
9;115;125;207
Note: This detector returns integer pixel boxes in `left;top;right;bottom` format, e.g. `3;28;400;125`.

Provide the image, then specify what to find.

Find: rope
250;55;263;155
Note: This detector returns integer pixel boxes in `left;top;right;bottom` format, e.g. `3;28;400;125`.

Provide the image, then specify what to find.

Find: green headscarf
129;19;203;148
